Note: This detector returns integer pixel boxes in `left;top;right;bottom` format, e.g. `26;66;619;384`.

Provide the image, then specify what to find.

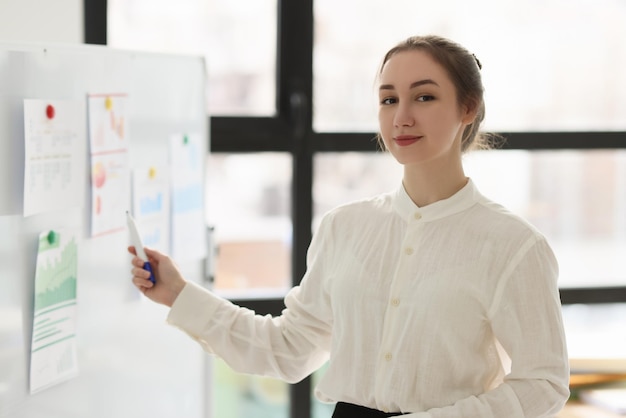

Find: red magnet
46;104;55;119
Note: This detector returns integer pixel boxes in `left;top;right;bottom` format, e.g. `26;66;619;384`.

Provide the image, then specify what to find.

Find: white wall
0;0;83;44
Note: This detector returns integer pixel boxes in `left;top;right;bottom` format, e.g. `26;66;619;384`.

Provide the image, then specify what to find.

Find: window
563;303;626;372
212;358;288;418
314;0;626;132
206;153;292;296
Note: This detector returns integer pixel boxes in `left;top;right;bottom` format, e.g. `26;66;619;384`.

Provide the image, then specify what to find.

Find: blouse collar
392;178;480;223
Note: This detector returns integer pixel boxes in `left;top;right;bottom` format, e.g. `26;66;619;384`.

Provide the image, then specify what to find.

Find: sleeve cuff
166;281;223;340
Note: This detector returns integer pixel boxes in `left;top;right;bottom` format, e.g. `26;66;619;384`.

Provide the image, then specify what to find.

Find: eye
380;97;397;105
417;95;435;102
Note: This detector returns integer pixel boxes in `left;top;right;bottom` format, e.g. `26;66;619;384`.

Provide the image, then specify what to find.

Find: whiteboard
0;42;209;418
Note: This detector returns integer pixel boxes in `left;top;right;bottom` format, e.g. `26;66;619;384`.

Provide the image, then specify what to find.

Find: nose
393;102;414;128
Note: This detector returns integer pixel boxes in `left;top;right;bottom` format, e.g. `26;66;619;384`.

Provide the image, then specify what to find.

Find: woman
130;35;570;417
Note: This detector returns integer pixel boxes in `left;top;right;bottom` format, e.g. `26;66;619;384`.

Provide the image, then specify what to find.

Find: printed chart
30;229;79;393
169;133;206;261
132;166;170;253
23;100;84;217
88;94;130;237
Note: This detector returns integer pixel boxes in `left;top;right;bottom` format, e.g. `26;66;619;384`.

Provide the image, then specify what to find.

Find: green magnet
47;230;57;245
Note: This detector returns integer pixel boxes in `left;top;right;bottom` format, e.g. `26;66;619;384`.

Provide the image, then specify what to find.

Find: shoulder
466;193;559;291
469;192;548;247
313;191;395;241
323;191;394;223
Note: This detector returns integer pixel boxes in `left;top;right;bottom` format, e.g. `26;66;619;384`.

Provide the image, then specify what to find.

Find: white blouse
167;179;570;417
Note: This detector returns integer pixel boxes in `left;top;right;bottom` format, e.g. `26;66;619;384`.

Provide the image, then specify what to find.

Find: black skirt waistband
332;402;407;417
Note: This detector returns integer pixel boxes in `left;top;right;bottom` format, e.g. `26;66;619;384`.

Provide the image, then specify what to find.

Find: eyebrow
379;79;440;91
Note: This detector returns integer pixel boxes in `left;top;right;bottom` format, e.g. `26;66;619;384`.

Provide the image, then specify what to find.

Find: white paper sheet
30;229;79;393
87;94;130;237
23;100;84;217
169;133;206;261
131;166;171;253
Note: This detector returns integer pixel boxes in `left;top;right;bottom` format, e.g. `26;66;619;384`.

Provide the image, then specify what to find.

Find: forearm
401;378;569;418
166;281;330;383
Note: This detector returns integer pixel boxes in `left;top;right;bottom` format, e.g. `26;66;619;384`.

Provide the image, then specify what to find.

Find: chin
389;150;426;166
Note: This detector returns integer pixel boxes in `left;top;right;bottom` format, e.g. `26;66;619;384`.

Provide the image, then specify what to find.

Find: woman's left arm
403;236;570;418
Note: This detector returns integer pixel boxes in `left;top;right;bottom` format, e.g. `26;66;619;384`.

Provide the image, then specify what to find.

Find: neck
402;159;468;207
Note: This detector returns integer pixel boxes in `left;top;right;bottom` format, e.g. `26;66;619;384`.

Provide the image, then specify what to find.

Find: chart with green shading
34;231;77;311
30;229;79;393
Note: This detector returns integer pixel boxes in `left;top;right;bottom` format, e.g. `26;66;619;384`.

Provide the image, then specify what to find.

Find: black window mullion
84;0;107;45
499;131;626;150
312;131;626;153
210;117;291;152
276;0;314;417
560;287;626;305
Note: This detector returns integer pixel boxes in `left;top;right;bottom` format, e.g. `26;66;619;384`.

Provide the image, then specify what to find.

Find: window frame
87;1;626;417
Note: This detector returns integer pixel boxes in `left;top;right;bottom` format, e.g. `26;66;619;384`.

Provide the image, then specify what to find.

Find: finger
128;246;137;256
143;246;164;261
132;275;154;289
131;256;146;268
134;283;149;295
131;265;152;280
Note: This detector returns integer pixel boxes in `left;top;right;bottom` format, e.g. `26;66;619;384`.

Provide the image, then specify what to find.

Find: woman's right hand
128;246;187;307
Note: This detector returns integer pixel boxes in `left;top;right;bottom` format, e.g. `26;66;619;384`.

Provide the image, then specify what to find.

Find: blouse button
384;353;392;361
413;212;422;220
405;247;414;255
391;298;400;307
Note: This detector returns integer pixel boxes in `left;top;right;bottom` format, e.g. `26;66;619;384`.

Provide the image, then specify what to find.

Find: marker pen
126;211;156;284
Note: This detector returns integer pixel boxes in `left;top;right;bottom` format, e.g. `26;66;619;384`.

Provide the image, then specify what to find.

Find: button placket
403;212;422;256
376;215;421;388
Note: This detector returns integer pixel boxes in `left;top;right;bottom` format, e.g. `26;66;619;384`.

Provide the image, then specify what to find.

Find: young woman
130;35;570;417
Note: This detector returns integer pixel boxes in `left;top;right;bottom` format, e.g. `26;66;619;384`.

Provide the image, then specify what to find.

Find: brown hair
378;35;501;152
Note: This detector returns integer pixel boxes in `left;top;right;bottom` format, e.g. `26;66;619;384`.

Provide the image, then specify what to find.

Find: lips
393;135;422;146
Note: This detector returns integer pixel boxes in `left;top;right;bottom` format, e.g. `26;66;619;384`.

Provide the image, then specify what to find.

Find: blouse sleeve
402;236;570;417
165;214;335;384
